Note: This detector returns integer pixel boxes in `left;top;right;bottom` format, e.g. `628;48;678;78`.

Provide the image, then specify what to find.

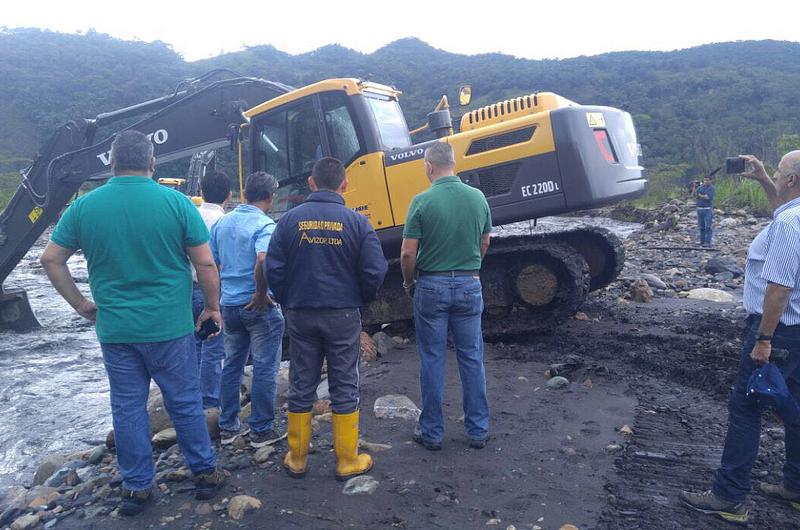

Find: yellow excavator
0;71;645;332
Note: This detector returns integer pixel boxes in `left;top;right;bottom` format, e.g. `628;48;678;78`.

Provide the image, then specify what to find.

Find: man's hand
244;293;275;312
750;340;772;364
403;281;416;299
741;155;769;182
196;308;223;338
75;298;97;322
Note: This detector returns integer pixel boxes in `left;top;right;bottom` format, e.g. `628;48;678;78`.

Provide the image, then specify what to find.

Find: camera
726;156;746;174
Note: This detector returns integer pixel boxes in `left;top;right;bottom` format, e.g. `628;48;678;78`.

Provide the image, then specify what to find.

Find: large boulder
687;288;735;303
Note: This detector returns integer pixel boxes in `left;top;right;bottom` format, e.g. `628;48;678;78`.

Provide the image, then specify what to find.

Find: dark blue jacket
696;184;715;208
265;190;388;310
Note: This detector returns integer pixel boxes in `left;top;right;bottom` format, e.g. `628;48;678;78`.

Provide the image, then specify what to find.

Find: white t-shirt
192;202;225;283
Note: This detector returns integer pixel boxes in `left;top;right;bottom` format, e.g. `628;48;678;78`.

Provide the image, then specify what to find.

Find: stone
719;217;738;228
205;407;221;440
546;376;570;390
619;425;633;435
242;365;253;398
714;271;735;282
227;495;262;520
640;273;667;290
360;332;378;363
572;312;589;321
559;526;579;530
316;378;330;400
704;257;743;277
253;446;275;464
630;278;653;303
152;428;178;448
358;440;392;452
605;443;623;454
10;513;40;530
26;486;60;509
88;445;106;465
44;461;85;487
239;402;252;423
147;386;172;433
312;399;332;417
373;395;421;421
195;502;213;516
33;453;73;486
687;288;735;303
342;475;379;495
0;486;28;526
372;331;394;356
105;429;115;450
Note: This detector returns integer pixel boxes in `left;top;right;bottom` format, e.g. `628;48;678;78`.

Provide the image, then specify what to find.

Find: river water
0;216;641;489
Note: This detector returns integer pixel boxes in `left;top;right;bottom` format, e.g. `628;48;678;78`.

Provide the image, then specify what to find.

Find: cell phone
726;157;746;174
196;318;220;341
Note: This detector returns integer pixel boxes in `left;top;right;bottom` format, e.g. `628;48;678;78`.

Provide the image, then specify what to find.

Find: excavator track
363;226;623;337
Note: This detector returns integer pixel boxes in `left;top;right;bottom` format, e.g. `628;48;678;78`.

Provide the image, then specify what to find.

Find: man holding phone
681;151;800;524
40;130;225;516
211;171;285;448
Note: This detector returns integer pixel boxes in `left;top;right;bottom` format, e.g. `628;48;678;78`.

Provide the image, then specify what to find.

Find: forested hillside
2;28;800;206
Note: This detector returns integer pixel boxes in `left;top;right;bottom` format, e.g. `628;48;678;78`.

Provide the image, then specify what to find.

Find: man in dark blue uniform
265;157;387;480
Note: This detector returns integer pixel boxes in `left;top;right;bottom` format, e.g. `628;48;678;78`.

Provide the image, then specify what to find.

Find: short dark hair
111;130;154;173
311;157;346;191
200;171;231;204
245;171;278;203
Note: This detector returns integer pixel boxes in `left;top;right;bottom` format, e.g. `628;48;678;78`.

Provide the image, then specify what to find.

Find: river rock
719;217;739;228
372;331;394;356
242;365;253;399
687;288;735;303
10;513;40;530
359;440;392;452
312;399;332;416
33;453;73;486
316;378;330;400
374;395;421;421
105;429;116;450
714;272;735;282
26;486;59;509
640;273;667;290
239;402;251;423
342;475;379;495
227;495;262;520
205;407;221;440
147;386;172;433
44;460;85;487
88;445;106;465
195;502;213;515
152;428;177;448
546;376;570;390
252;446;275;464
0;486;28;526
704;257;743;277
360;332;377;363
630;279;653;303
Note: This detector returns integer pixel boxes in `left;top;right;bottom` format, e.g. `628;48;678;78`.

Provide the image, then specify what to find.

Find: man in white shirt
192;171;231;410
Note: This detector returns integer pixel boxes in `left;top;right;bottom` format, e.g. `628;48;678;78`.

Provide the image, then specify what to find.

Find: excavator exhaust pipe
0;288;41;332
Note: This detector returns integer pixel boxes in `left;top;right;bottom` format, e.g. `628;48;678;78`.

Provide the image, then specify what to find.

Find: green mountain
2;27;800;181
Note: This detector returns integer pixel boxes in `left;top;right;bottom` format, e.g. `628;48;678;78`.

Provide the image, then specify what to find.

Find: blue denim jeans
413;274;489;443
713;316;800;502
697;208;713;245
192;286;225;409
101;334;216;491
219;304;284;433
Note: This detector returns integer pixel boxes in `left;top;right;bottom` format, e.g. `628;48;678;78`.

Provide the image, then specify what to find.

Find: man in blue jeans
211;171;285;448
40;131;225;516
400;142;492;451
191;171;230;410
695;175;715;247
681;151;800;525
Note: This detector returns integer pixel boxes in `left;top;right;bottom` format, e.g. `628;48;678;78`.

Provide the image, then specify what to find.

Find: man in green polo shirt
400;141;492;451
40;130;225;516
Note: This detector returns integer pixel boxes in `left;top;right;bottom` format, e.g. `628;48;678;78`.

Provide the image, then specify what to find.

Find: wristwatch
756;334;773;343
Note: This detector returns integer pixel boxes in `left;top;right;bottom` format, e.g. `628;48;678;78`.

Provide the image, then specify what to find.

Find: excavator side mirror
458;85;472;106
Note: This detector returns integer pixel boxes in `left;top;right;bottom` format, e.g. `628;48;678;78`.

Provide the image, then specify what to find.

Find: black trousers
285;308;362;414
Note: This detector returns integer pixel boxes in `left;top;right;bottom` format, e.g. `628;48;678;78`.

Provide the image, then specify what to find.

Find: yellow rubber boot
332;410;373;481
283;412;312;478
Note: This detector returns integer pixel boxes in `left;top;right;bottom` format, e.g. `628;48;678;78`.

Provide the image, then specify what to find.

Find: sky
2;0;799;61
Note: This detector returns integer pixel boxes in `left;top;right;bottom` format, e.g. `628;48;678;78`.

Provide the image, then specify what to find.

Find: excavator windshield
364;93;411;150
